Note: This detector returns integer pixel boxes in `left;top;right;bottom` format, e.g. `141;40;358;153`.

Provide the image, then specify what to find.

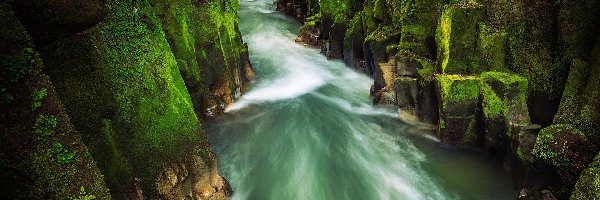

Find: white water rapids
206;0;515;199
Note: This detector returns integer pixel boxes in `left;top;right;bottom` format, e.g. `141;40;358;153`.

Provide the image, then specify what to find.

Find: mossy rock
0;2;110;198
477;23;507;71
435;4;483;74
37;0;219;197
435;74;480;145
479;72;529;154
532;124;598;198
570;153;600;200
397;0;441;59
149;0;247;119
554;34;600;145
480;72;529;123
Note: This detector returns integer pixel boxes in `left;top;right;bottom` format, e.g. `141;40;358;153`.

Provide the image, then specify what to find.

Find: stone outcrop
0;3;110;198
2;0;251;198
279;0;600;198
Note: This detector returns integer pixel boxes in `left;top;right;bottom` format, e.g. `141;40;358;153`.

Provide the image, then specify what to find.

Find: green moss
33;114;57;138
31;88;47;111
40;0;207;195
480;83;505;118
437;74;479;108
533;124;586;166
435;4;483;74
344;12;362;47
418;68;435;82
479;71;528;119
570;154;600;200
436;7;451;73
477;23;507;71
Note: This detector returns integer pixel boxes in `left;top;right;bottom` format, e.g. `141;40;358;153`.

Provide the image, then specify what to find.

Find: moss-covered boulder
435;74;480;145
436;3;483;74
479;72;529;153
150;0;253;119
570;153;600;200
0;3;110;198
32;0;229;198
532;124;598;198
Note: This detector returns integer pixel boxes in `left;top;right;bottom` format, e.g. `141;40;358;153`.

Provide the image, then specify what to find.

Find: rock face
3;0;250;199
435;75;480;145
280;0;600;197
0;3;110;198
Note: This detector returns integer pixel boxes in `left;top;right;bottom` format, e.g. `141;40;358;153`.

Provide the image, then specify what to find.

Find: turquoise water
206;0;516;199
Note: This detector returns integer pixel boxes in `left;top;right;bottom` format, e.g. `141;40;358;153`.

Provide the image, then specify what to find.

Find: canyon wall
277;0;600;198
1;0;252;199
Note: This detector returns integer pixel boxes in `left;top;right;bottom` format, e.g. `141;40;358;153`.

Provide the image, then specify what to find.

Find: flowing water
206;0;516;199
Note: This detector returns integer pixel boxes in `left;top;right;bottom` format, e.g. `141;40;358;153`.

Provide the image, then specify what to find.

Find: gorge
1;0;600;199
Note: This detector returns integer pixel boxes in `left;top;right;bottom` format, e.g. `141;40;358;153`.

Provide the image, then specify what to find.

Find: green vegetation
479;72;528;119
571;153;600;200
72;186;97;200
33;114;58;137
31;88;47;111
52;142;77;164
436;74;479;109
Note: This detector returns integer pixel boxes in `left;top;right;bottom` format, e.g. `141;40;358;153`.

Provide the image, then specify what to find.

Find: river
206;0;516;199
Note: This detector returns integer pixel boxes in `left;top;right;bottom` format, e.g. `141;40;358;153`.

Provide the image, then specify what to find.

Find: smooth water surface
206;1;516;199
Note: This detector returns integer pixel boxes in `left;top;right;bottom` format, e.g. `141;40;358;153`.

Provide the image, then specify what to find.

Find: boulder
0;3;111;198
479;72;530;153
435;74;480;145
532;124;598;199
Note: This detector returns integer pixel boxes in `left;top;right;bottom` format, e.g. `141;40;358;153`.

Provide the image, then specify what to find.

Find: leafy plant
52;142;77;164
33;114;57;137
72;186;96;200
31;88;47;111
